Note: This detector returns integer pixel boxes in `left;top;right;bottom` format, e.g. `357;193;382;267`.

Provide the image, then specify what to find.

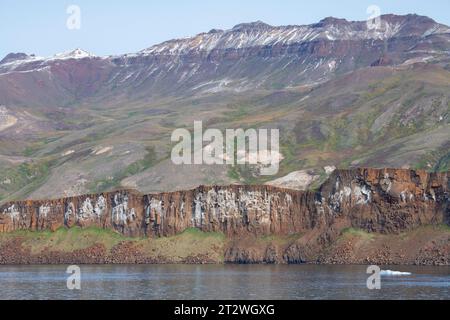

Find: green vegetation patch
8;227;132;254
0;227;226;261
140;228;226;262
436;224;450;232
0;160;52;201
341;228;375;240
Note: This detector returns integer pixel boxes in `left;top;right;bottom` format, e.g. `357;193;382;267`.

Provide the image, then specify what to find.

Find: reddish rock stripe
0;168;448;238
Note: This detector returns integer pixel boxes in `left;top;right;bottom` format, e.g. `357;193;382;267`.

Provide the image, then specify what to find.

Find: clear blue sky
1;0;449;58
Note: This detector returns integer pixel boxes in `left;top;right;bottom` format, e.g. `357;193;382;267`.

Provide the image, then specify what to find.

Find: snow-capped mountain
0;49;99;74
1;14;449;108
50;48;97;60
139;15;450;56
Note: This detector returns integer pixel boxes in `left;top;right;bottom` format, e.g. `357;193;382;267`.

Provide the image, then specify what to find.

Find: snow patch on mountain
138;15;450;56
49;48;96;61
0;49;98;75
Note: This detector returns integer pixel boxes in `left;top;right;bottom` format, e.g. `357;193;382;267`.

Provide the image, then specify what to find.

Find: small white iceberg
380;270;412;276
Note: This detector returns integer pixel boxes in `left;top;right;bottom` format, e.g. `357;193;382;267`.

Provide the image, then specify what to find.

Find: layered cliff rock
0;169;450;265
320;169;449;233
1;168;448;236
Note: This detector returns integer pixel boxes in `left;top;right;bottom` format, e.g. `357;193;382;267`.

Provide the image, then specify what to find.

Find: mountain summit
51;48;95;60
138;14;449;56
1;13;448;100
0;53;34;65
231;21;273;31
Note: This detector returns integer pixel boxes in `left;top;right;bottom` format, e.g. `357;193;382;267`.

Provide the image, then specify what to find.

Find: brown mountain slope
0;14;449;201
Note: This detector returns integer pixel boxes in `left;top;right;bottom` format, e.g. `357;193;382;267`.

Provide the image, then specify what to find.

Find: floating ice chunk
380;270;412;276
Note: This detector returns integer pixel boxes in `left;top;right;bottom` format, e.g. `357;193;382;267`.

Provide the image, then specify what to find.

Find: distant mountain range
2;14;450;106
0;14;449;202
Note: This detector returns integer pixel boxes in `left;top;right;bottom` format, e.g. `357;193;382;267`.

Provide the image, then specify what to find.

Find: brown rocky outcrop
319;169;449;233
1;168;448;238
0;168;448;265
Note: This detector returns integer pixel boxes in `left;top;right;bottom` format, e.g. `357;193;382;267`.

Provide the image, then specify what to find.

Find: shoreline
0;225;448;266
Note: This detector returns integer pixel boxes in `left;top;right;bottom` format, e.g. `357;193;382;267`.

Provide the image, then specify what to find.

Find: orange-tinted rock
0;168;448;239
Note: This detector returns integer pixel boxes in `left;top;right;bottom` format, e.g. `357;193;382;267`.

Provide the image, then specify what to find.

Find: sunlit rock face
318;168;449;233
143;185;314;237
0;190;144;236
0;169;448;237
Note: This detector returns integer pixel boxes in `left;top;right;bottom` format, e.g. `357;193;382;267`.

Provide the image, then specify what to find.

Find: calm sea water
0;264;448;300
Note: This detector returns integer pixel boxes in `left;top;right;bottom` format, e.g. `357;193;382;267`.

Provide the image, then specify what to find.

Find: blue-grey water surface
0;264;448;300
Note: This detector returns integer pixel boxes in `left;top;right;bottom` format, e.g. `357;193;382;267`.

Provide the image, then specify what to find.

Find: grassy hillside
0;63;449;201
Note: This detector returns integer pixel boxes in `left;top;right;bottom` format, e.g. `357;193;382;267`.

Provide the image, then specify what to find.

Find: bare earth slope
0;14;449;201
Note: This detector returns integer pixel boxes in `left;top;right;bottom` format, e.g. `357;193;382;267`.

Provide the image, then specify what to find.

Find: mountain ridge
2;14;449;63
2;13;449;112
0;13;449;202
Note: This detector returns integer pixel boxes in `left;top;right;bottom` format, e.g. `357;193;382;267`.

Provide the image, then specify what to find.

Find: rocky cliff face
1;169;448;240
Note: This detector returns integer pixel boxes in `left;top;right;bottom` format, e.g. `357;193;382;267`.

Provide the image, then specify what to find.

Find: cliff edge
0;168;448;265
